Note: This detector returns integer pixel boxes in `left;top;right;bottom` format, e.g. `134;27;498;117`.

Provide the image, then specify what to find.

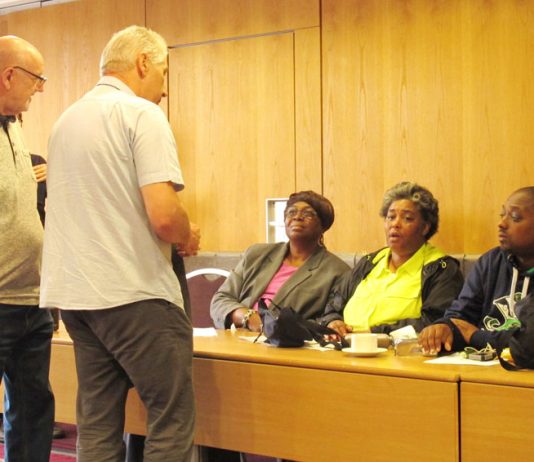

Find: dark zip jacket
321;247;464;334
438;247;533;350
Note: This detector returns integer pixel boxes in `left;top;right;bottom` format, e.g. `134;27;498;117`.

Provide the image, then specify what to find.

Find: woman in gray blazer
211;190;350;331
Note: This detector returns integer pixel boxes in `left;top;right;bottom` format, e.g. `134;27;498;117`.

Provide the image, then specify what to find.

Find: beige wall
3;0;533;254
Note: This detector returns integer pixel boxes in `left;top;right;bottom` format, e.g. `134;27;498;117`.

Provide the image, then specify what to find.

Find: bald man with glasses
0;35;54;461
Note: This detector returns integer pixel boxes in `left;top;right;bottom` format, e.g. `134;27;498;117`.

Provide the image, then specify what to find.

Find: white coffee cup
348;333;378;352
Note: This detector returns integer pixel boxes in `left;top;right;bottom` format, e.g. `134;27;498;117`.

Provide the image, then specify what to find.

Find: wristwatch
241;309;256;330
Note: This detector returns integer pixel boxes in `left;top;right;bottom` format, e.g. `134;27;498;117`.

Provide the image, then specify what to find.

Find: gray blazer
210;242;350;329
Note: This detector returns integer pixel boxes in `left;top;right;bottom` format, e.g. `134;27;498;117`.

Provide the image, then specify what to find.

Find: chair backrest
186;268;230;328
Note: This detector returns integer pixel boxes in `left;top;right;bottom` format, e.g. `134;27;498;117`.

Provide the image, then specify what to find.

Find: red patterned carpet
0;423;76;462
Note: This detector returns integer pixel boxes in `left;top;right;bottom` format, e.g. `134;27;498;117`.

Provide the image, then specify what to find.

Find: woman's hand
327;320;352;338
246;312;262;332
231;307;262;332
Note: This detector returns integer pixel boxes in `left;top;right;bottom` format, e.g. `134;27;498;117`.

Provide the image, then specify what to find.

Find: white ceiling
0;0;74;15
0;0;44;7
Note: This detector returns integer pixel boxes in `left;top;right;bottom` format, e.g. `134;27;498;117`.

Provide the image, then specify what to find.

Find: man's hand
33;163;47;183
176;222;200;257
449;318;479;343
419;323;453;354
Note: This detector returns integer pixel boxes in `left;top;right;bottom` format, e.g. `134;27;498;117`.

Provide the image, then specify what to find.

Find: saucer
342;347;387;357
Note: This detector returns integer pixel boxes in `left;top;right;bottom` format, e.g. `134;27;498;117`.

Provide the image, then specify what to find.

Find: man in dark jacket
420;186;534;354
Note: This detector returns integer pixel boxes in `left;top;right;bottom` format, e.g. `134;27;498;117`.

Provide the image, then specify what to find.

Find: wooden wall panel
462;0;534;253
147;0;319;46
380;1;463;253
322;0;464;253
322;0;534;254
168;33;296;251
295;27;322;193
322;0;387;253
2;0;532;254
5;0;145;156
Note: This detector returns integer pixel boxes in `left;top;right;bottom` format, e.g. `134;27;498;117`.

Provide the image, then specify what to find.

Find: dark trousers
62;299;194;462
126;254;194;462
0;305;54;462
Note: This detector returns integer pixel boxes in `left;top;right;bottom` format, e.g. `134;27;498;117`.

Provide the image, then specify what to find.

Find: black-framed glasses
284;207;318;220
13;66;47;87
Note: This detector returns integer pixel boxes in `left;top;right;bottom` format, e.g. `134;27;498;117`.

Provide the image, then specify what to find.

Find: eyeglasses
284;207;318;220
13;66;47;88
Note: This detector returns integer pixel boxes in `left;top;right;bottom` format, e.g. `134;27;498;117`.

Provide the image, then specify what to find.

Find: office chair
186;268;230;328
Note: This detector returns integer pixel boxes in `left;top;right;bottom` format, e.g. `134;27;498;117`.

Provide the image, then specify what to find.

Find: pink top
253;262;299;309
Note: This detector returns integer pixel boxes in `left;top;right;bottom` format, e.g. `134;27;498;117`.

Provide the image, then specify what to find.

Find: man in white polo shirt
41;26;198;461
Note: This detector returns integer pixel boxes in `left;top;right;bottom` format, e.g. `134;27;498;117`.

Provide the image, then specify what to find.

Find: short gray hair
380;181;439;240
100;25;168;76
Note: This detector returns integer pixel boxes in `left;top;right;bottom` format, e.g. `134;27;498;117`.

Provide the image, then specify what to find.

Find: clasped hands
327;318;479;354
175;222;201;257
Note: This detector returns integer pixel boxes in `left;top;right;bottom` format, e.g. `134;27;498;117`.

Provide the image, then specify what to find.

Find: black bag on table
497;294;534;370
256;298;347;349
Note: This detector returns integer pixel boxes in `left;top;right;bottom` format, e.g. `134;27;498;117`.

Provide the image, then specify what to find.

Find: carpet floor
1;428;278;461
0;423;76;462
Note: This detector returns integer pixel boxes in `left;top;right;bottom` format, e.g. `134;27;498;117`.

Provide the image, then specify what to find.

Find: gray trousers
62;299;194;462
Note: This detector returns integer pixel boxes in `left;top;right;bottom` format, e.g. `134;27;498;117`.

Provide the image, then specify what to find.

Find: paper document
193;327;218;337
425;352;499;366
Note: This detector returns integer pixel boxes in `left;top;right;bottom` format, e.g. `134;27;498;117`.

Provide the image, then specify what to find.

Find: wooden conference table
48;327;462;461
4;326;534;461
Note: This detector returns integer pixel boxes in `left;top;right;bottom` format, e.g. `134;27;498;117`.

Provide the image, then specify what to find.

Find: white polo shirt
40;76;184;310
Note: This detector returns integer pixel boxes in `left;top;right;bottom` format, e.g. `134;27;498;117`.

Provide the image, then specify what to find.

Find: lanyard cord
2;122;16;166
